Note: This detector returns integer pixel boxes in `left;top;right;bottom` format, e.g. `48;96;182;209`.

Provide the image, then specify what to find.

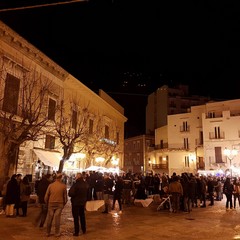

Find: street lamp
223;147;238;178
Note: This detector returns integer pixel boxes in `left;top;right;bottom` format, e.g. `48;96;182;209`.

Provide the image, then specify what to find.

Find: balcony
155;143;168;150
152;163;168;170
180;126;190;132
209;132;225;140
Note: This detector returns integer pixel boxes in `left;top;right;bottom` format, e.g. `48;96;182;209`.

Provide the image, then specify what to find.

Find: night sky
1;0;240;137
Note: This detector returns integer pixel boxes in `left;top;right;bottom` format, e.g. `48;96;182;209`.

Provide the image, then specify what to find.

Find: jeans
46;203;64;235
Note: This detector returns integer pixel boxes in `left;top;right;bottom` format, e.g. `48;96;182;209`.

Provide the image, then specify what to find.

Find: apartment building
147;99;240;177
124;135;154;173
0;21;127;186
145;84;211;134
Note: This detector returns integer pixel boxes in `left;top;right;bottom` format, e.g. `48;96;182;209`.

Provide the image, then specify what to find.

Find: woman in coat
5;174;18;217
20;176;31;216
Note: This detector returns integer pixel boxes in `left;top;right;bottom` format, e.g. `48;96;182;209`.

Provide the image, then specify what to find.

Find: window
214;127;220;139
105;125;109;139
48;98;56;121
89;119;93;134
215;147;224;163
208;112;215;118
45;135;55;149
2;74;20;114
185;156;189;167
180;121;189;132
72;110;77;129
116;132;119;144
184;138;189;149
183;121;188;131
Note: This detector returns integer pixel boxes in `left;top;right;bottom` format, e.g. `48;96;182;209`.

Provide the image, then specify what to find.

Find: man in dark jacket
102;173;114;213
68;172;89;236
35;173;52;227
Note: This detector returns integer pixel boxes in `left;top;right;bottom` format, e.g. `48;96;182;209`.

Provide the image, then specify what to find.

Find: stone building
0;20;127;186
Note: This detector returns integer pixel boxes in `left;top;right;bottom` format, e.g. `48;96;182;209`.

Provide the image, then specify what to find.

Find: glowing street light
95;157;104;166
111;156;119;167
223;147;238;177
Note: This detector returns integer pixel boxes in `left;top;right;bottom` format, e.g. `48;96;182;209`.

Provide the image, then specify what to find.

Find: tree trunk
0;141;19;189
58;159;65;173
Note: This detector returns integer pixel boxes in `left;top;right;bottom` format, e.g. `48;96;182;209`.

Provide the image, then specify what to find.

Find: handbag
5;204;15;216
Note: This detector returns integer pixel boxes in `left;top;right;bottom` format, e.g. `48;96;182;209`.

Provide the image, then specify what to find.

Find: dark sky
1;0;240;137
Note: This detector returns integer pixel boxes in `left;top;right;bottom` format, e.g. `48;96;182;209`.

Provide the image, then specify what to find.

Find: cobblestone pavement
0;197;240;240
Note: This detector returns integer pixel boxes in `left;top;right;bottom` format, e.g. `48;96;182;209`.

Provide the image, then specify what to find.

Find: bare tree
54;98;91;173
0;68;54;187
83;115;121;168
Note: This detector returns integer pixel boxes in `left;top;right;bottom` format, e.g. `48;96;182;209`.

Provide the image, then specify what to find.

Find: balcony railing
152;163;168;169
209;132;225;139
180;126;190;132
155;143;168;150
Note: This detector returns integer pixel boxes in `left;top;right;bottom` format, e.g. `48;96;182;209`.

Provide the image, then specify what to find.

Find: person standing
112;175;124;213
5;174;18;217
168;175;183;213
223;177;234;210
200;175;207;208
68;172;89;236
35;173;52;227
19;176;31;217
95;172;104;200
44;173;68;237
15;173;22;216
207;176;215;206
233;177;240;209
102;173;114;213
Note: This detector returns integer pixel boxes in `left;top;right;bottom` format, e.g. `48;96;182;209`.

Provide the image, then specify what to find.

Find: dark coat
37;176;51;204
113;178;124;198
95;175;104;192
223;178;234;195
103;177;114;195
5;175;18;205
68;178;89;206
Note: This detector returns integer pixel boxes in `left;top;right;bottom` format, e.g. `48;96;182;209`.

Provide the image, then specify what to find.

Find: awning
33;149;61;168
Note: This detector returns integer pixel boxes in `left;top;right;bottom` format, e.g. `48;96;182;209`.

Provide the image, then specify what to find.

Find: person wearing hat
68;172;89;236
44;173;68;237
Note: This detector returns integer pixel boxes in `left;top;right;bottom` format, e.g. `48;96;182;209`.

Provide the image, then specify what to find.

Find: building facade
147;99;240;177
145;84;211;135
0;20;127;185
124;135;155;173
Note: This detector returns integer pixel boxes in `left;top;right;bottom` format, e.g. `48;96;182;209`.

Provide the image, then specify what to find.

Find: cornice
0;21;69;81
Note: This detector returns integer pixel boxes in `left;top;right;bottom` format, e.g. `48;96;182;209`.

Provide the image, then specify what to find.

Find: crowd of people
0;170;240;237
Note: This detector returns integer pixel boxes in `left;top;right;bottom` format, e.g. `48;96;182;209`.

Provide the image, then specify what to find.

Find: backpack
25;185;32;196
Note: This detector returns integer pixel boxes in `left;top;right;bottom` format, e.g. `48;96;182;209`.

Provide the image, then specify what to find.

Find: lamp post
223;147;238;178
